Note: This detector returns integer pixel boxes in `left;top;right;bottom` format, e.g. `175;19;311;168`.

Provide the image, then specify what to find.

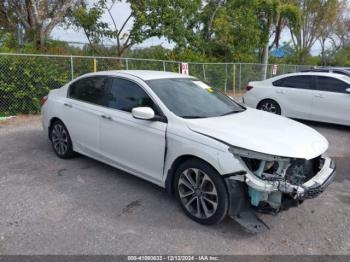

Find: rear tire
49;120;76;159
174;159;229;225
257;99;281;115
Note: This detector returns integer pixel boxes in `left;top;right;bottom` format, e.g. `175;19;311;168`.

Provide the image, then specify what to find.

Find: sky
51;1;321;56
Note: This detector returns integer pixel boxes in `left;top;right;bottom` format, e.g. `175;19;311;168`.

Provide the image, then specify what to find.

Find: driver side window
105;78;158;114
315;76;350;93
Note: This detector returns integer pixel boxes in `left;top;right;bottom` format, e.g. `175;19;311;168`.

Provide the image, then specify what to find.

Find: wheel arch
165;154;220;194
48;117;64;140
257;98;282;114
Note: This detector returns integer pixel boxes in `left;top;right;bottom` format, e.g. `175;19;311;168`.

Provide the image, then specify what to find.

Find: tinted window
69;77;110;105
105;78;156;113
316;76;349;93
146;78;245;118
333;70;350;77
272;78;284;86
273;76;313;89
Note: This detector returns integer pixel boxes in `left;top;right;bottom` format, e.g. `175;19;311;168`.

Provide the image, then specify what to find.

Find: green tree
263;1;300;78
176;1;263;62
72;0;201;57
331;45;350;66
333;0;350;49
289;0;340;63
205;1;262;62
233;0;300;78
0;0;84;49
186;0;300;73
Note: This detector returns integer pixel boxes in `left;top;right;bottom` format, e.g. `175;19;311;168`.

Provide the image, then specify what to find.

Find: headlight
228;147;289;162
229;147;290;180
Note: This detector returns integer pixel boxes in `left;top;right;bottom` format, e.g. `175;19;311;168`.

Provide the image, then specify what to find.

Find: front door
311;76;350;125
99;77;167;183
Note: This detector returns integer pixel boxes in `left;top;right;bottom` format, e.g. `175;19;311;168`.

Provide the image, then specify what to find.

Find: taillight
246;85;254;91
40;95;48;107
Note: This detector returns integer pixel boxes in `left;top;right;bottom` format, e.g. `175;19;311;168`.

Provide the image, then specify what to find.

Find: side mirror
132;107;155;120
346;88;350;93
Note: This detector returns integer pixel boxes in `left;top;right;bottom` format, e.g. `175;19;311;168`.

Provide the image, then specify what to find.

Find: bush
0;55;71;115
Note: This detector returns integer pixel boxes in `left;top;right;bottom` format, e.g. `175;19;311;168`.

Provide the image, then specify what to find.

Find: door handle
101;114;112;120
276;90;285;94
64;102;72;108
314;94;324;98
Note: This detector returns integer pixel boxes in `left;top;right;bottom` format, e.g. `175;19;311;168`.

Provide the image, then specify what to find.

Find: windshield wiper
220;109;245;116
181;116;205;119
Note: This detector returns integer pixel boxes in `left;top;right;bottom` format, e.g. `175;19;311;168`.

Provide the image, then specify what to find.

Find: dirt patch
0;115;40;127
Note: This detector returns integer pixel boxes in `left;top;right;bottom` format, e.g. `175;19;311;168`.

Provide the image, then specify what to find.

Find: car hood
184;108;328;160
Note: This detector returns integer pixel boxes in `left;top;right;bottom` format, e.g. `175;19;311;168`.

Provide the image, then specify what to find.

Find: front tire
257;99;281;115
50;120;76;159
174;159;229;225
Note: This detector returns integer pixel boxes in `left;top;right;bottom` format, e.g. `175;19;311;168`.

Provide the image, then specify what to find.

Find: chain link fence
0;53;313;116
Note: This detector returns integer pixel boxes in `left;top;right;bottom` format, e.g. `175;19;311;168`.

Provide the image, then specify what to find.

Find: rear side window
333;70;350;76
273;76;313;89
104;78;156;113
69;77;110;105
315;76;349;93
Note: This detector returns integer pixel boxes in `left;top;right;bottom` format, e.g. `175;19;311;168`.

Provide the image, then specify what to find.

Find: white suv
41;70;336;232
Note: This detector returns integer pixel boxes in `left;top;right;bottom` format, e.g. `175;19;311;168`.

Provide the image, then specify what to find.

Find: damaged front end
225;147;336;233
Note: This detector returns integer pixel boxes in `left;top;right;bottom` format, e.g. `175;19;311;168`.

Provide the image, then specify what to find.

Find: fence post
203;64;206;81
70;55;74;80
224;64;228;93
163;61;166;72
239;63;242;94
233;64;236;97
126;58;129;70
93;58;97;72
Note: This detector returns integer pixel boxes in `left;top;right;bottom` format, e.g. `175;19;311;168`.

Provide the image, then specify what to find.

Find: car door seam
162;124;168;176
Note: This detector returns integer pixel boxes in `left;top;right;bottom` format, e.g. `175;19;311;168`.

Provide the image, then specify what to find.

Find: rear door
99;77;167;183
311;76;350;125
63;76;110;156
272;75;314;119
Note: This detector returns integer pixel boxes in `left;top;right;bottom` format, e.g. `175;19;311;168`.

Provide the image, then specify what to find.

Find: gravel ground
0;115;349;255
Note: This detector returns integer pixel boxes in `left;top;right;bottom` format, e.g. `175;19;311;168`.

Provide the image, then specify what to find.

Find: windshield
146;78;245;118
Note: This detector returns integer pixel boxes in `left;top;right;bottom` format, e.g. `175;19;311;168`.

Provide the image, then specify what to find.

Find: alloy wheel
261;102;277;114
51;124;68;155
178;168;218;219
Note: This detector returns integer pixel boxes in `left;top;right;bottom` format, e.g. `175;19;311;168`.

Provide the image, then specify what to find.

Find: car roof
265;72;350;84
301;68;350;73
313;67;350;71
81;70;193;81
267;72;350;83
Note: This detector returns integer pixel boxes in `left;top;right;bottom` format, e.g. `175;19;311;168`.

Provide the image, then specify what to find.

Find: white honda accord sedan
243;72;350;126
41;70;336;232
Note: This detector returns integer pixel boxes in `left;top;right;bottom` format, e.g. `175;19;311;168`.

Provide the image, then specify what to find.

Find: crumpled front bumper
224;157;336;233
296;157;336;200
225;157;336;233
